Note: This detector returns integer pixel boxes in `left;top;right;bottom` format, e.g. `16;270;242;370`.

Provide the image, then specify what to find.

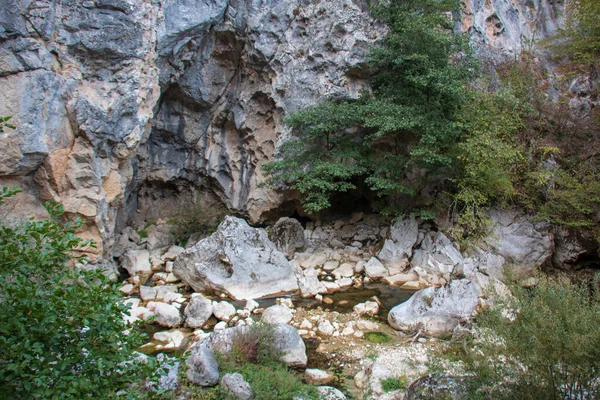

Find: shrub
0;187;154;399
450;275;600;399
381;376;408;392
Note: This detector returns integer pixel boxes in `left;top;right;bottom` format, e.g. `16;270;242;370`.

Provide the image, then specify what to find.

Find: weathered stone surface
220;373;253;400
316;386;347;400
203;324;307;368
487;210;554;277
305;369;334;385
121;249;152;277
269;217;305;258
262;305;293;325
388;279;479;338
378;218;418;271
173;217;299;300
185;345;220;387
185;295;214;328
213;301;236;321
364;257;387;279
411;232;463;279
154;302;183;328
353;301;379;317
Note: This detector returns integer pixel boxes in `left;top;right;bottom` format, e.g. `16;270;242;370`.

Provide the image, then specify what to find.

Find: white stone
213;301;236;321
154;302;182;328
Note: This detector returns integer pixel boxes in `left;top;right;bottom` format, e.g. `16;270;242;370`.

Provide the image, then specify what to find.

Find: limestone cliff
0;0;565;260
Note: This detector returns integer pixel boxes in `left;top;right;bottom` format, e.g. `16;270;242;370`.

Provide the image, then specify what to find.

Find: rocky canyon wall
0;0;565;261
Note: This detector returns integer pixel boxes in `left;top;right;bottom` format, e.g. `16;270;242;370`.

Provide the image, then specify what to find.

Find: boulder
316;386;347;400
185;345;220;387
120;249;151;276
269;217;305;258
378;218;419;270
353;301;379;317
203;324;307;368
154;302;183;328
487;210;554;277
364;257;387;279
173;217;299;300
262;305;293;325
220;373;253;400
145;224;176;251
185;295;214;328
411;232;463;279
388;279;479;338
213;301;236;321
305;368;334;385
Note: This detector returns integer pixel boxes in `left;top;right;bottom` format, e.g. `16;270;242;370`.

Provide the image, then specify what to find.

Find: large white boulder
388;279;479;338
173;217;299;300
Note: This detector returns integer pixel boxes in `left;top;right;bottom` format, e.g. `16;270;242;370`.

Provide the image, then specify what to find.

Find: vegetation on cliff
264;0;600;244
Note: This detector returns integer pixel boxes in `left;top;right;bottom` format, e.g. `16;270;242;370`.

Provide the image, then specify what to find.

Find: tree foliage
0;187;153;399
264;0;473;214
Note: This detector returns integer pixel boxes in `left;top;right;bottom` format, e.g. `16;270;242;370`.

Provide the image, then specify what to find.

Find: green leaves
263;0;473;214
0;188;153;399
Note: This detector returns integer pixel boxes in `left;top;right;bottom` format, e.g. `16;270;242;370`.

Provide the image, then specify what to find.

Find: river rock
262;304;293;325
388;279;479;338
185;295;214;328
305;368;334;385
411;232;463;279
364;257;388;279
154;302;183;328
353;301;379;317
221;373;253;400
316;386;347;400
269;217;306;258
213;301;236;321
487;210;554;277
203;324;307;368
173;217;299;300
378;218;419;271
185;345;220;387
121;249;151;277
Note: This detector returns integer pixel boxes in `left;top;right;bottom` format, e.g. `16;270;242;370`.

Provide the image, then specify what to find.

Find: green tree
555;0;600;66
264;0;473;214
0;187;153;399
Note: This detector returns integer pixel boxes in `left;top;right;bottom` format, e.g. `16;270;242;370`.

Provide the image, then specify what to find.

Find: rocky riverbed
112;210;558;398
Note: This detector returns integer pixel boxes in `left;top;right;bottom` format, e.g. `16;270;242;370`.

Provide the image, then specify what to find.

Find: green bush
381;376;408;392
450;275;600;399
0;187;154;399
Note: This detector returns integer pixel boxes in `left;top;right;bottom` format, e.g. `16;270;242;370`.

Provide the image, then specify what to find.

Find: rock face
487;210;554;277
0;0;565;260
411;232;464;279
378;218;418;271
173;216;299;300
388;279;479;338
269;217;305;258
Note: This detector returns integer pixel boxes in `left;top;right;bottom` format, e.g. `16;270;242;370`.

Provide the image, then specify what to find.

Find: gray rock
304;369;334;385
145;224;176;251
269;217;305;258
185;345;220;386
173;217;299;300
185;295;214;328
159;361;180;391
378;218;419;271
121;249;151;277
488;210;554;277
203;324;307;368
220;373;253;400
262;305;293;325
364;257;387;279
411;232;463;279
388;279;479;338
316;386;347;400
154;302;183;328
213;301;236;321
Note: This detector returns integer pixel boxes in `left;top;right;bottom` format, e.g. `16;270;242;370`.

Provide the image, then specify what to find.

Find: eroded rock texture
0;0;565;260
